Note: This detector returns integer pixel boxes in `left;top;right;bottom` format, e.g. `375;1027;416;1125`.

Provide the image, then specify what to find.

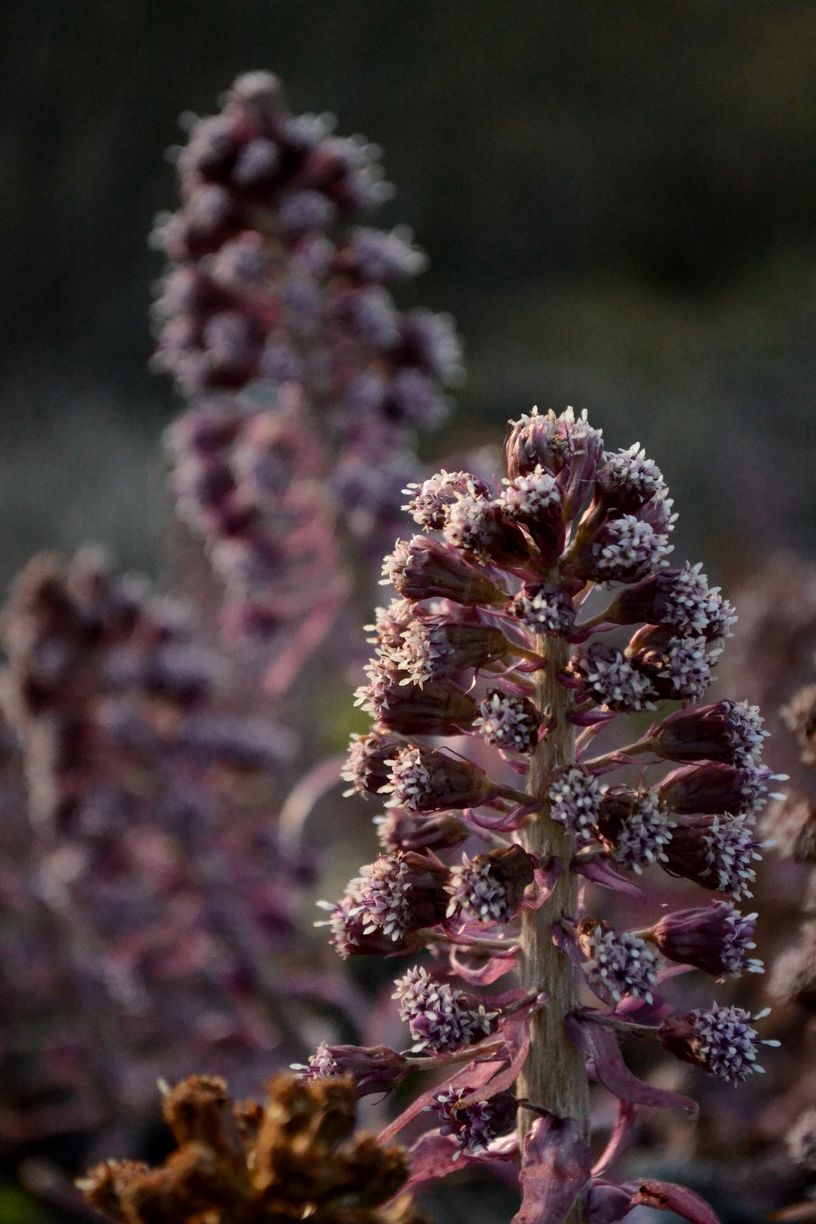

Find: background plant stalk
518;633;590;1223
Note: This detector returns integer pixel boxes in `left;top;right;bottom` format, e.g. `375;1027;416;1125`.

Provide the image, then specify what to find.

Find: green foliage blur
1;0;814;588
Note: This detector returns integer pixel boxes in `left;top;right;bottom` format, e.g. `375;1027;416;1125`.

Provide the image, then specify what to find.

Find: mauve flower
392;965;498;1053
295;1043;410;1097
647;902;763;978
446;846;536;924
659;1004;779;1084
647;700;767;765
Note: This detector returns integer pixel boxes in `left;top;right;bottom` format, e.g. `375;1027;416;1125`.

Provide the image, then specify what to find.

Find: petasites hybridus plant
304;407;783;1224
154;72;461;686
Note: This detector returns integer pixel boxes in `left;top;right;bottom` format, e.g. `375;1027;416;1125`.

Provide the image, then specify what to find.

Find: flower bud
432;1087;517;1159
402;470;492;531
602;563;736;640
577;921;659;1003
647;902;762;977
375;808;469;853
342;731;404;797
568;643;657;712
647;700;766;766
625;625;712;702
498;467;565;566
473;688;543;754
355;660;477;735
505;406;603;517
659;1004;777;1083
598;787;674;873
442;495;531;569
382;744;499;813
381;536;507;606
446;845;536;923
593;445;668;513
659;760;777;817
661;813;763;899
508;583;575;636
393;619;512;687
296;1043;410;1097
568;513;672;584
548;766;604;843
322;852;449;955
393;965;498;1052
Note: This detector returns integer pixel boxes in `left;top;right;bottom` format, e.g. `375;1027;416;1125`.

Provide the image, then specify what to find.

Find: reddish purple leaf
378;1049;505;1143
400;1129;518;1194
591;1099;636;1176
456;995;544;1109
629;1179;722;1224
573;857;646;900
566;1016;698;1116
449;945;519;984
512;1113;592;1224
586;1178;638;1223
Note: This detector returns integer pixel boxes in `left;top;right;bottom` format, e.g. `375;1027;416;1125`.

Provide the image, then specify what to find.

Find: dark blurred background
1;0;814;590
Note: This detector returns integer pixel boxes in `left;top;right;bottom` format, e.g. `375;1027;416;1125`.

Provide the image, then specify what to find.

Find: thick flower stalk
154;73;462;676
304;407;781;1224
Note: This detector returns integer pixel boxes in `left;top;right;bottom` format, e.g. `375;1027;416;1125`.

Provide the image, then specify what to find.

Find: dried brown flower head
79;1073;426;1223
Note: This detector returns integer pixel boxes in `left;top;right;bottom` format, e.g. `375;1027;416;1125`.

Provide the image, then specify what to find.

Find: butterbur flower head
659;760;779;817
394;619;510;687
568;642;657;712
367;599;417;652
581;923;659;1003
594;444;668;512
498;467;565;563
320;887;424;959
664;814;764;898
508;583;575;636
604;562;736;639
581;513;672;584
432;1087;517;1159
392;965;498;1052
383;744;495;812
375;806;468;852
446;845;536;923
599;787;675;873
342;852;450;942
787;1108;816;1172
343;732;404;797
402;470;491;531
627;626;713;702
548;766;604;843
441;494;529;569
356;665;477;735
648;700;767;765
296;1044;410;1098
382;536;506;606
504;406;604;515
649;902;763;977
659;1004;777;1084
473;688;542;754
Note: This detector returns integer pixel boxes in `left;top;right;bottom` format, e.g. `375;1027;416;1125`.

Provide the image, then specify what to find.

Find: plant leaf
512;1113;592;1224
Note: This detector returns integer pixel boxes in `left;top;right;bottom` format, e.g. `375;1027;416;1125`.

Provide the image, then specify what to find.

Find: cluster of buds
79;1073;425;1223
155;72;462;661
303;406;781;1223
0;549;340;1151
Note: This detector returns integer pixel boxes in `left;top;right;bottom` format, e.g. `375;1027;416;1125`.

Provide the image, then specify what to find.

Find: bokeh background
2;0;814;593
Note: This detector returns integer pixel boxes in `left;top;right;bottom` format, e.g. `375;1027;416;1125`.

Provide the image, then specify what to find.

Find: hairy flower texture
548;765;604;844
345;853;450;942
647;902;763;978
432;1087;518;1159
663;814;765;898
342;731;404;798
446;846;536;924
648;700;767;765
403;470;491;531
80;1073;426;1223
508;582;576;636
604;562;736;639
660;1005;779;1084
311;405;775;1222
295;1044;410;1098
156;73;462;664
393;966;499;1052
584;926;659;1004
568;641;658;711
473;688;542;754
599;787;675;873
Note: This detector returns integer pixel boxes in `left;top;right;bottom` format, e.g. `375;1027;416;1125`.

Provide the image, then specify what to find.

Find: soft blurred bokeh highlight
2;0;814;592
